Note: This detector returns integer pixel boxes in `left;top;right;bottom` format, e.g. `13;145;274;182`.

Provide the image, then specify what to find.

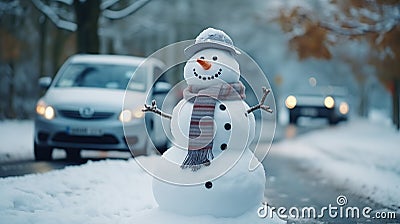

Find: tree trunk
393;79;400;130
6;62;16;119
73;0;100;53
51;29;70;75
39;15;47;76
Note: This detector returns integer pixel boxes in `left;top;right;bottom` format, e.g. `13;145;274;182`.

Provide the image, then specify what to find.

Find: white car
285;86;350;125
34;54;170;160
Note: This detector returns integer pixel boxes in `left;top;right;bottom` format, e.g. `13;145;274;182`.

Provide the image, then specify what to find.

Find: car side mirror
153;81;171;95
39;77;52;89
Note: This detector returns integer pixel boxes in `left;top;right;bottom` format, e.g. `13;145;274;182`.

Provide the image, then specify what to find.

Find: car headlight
285;95;297;109
119;109;132;123
36;100;55;120
339;102;349;115
36;100;46;115
119;108;144;123
132;108;144;119
324;96;335;109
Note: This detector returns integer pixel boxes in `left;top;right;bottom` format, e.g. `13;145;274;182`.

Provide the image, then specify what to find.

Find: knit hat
184;28;241;58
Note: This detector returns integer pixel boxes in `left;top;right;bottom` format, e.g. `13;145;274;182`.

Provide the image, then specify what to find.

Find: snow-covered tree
274;0;400;129
31;0;151;53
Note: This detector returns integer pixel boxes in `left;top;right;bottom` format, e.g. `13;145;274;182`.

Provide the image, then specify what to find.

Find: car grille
58;110;114;120
52;133;119;144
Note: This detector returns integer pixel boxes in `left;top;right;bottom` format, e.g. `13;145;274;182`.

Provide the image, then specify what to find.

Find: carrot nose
197;59;212;70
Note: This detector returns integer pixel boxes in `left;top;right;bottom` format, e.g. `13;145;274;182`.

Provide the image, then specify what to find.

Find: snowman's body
153;98;265;217
151;29;267;217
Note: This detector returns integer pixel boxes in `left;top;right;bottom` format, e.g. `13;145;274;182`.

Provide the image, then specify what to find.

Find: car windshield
54;63;147;92
293;86;347;97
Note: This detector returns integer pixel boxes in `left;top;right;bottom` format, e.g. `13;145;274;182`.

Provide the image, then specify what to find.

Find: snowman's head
184;48;240;88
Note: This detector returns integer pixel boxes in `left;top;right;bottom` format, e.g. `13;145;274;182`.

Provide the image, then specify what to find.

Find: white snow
0;120;34;162
31;0;77;32
102;0;151;20
1;116;399;222
271;117;400;209
0;156;283;224
0;120;284;223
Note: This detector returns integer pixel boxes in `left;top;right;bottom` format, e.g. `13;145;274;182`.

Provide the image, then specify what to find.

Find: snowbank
0;120;33;162
271;118;400;209
0;157;284;224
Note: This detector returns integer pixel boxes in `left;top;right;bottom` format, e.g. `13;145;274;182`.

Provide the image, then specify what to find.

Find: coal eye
212;56;218;61
200;56;205;59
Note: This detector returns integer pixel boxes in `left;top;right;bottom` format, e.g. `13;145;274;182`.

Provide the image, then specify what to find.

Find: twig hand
142;100;172;119
247;87;273;114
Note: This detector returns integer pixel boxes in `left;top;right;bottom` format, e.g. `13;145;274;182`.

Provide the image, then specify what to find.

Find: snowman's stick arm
142;100;172;119
247;87;273;114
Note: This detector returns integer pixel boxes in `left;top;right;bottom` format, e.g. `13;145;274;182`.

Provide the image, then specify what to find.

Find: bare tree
31;0;151;53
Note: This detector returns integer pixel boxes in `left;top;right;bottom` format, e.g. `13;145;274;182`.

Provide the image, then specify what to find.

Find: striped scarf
181;82;246;171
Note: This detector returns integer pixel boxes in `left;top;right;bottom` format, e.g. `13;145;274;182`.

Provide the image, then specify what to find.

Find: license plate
300;108;318;116
67;127;103;136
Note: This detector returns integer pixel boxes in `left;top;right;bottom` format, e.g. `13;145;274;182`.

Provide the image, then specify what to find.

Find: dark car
285;86;350;125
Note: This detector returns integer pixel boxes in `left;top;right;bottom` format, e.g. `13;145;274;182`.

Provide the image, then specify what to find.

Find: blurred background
0;0;399;129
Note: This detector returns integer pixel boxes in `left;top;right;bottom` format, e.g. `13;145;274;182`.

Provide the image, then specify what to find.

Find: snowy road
0;120;313;178
262;118;400;223
263;153;398;223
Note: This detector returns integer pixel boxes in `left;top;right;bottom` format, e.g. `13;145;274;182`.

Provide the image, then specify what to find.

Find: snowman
143;28;272;217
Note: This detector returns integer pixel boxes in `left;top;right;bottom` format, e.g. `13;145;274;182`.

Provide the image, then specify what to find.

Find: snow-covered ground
0;120;284;223
271;116;400;210
0;116;399;223
0;156;285;224
0;120;34;162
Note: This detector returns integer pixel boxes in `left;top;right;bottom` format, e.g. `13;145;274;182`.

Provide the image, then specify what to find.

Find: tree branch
299;6;400;37
318;16;400;36
102;0;151;20
31;0;76;32
53;0;73;5
100;0;120;10
0;1;22;16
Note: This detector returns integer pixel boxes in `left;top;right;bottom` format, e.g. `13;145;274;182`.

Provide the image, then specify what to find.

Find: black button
224;123;231;130
220;143;227;150
219;104;226;110
205;181;213;189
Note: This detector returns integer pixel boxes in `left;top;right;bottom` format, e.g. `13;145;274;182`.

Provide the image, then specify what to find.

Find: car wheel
329;118;339;125
289;113;298;124
66;149;81;161
156;141;169;154
34;142;53;161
